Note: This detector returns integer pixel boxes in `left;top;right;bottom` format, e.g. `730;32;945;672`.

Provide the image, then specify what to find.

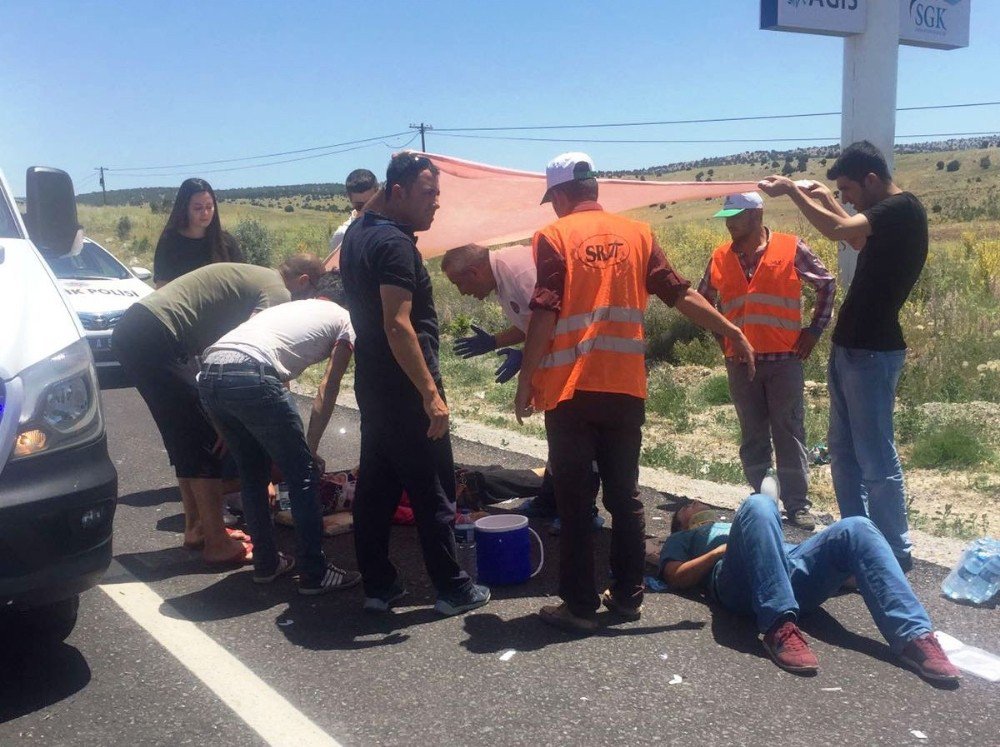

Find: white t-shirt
205;299;355;381
488;244;536;333
323;212;357;269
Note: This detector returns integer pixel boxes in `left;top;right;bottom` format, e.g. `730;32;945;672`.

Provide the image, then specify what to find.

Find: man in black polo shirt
339;153;490;615
760;141;928;571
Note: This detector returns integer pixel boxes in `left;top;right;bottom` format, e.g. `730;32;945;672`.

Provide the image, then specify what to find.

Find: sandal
253;552;296;584
183;527;251;551
205;540;254;566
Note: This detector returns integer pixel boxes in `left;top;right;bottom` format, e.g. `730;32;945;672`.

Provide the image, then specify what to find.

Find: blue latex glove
494;347;523;383
454;324;497;358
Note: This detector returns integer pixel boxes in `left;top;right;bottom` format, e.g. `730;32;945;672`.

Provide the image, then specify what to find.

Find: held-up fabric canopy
411;152;760;258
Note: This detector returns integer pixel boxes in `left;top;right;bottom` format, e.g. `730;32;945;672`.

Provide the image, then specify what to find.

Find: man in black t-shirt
760;141;927;572
339;152;490;616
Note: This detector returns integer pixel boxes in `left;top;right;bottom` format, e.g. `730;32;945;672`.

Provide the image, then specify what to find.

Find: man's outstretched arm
662;544;727;589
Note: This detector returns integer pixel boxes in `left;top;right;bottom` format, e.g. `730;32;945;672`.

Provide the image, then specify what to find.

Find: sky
2;1;998;196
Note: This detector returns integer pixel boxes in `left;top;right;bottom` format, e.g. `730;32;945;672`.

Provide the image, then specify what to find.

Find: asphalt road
1;384;997;746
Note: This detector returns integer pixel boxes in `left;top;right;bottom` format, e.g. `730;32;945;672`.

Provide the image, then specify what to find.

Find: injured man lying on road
658;494;960;684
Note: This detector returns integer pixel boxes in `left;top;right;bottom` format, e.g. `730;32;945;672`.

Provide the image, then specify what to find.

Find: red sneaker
899;633;961;684
762;619;819;675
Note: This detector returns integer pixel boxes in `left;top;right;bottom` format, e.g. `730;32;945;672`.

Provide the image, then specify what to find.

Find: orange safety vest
708;231;801;357
531;210;652;411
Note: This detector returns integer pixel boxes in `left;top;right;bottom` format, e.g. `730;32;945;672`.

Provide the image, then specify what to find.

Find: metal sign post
760;0;972;285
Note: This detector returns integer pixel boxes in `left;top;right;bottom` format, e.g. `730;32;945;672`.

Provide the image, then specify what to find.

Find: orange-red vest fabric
531;210;652;411
708;231;801;356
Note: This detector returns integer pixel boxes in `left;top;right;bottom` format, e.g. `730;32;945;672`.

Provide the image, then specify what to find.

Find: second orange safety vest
708;231;802;357
531;209;652;412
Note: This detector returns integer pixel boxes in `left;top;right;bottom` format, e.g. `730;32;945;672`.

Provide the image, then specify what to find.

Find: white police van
0;167;117;642
44;237;153;369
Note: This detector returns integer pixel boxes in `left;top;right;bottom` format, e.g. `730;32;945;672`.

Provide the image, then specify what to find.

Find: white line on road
99;560;341;747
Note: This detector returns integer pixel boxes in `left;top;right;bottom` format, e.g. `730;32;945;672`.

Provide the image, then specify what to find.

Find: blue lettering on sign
910;1;949;31
787;0;858;8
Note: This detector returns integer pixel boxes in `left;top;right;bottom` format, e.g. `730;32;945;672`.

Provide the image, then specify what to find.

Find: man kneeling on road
659;494;960;683
443;242;601;530
199;272;361;595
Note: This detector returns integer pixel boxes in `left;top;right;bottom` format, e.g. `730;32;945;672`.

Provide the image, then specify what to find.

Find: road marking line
99;560;341;747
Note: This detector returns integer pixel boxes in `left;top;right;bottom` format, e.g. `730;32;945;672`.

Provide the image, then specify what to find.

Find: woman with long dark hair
153;177;243;287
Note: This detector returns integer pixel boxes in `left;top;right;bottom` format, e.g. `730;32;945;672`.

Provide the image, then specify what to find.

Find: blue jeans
712;495;932;654
198;362;325;580
827;344;911;564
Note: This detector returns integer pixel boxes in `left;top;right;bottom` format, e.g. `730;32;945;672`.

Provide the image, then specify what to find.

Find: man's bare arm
662;544;728;589
306;343;353;464
381;284;449;439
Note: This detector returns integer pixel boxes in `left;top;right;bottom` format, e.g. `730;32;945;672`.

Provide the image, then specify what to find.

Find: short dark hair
827;140;892;183
278;253;326;285
552;172;599;204
384;153;439;201
345;169;378;195
315;270;347;306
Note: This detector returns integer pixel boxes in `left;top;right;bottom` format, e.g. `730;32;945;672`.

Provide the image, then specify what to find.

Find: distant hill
76;182;348;207
599;136;999;178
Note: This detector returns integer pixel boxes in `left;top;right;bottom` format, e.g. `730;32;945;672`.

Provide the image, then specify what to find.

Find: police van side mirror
24;167;82;256
131;266;152;281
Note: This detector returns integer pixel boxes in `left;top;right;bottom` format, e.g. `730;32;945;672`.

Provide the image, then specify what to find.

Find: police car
42;238;153;368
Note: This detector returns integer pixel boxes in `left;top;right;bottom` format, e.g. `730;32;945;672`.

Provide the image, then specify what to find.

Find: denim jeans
827;344;911;564
712;495;932;653
198;363;325;580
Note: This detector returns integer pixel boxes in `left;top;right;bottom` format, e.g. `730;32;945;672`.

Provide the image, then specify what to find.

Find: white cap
713;192;764;218
541;152;596;204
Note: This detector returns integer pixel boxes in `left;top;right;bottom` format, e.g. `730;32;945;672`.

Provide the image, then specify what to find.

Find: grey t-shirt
139;263;290;355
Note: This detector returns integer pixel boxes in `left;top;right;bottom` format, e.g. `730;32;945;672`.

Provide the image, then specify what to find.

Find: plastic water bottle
454;508;477;580
760;468;781;505
941;538;1000;604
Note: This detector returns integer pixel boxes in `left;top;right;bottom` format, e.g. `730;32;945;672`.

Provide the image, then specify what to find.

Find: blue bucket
474;514;544;586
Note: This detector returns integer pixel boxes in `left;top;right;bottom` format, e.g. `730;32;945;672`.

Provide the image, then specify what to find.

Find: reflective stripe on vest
539;334;646;369
531;210;652;410
553;305;646;336
708;232;801;355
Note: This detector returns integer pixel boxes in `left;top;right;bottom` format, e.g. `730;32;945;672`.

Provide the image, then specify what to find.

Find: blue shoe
518;498;556;519
434;583;491;616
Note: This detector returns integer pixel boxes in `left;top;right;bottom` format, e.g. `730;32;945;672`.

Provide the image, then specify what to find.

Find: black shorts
113;304;222;479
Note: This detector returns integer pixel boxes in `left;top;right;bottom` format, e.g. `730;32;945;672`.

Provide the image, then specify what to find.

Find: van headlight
10;338;103;460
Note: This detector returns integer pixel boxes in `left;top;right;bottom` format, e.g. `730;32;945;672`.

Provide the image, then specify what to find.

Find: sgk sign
761;0;970;49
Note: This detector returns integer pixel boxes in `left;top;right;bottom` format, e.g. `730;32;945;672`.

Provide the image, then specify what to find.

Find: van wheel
20;595;80;644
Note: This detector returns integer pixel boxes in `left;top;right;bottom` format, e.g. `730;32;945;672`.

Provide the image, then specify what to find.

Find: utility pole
96;166;107;205
408;122;433;152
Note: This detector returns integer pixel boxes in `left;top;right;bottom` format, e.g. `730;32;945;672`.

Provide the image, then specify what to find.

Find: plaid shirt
697;228;835;362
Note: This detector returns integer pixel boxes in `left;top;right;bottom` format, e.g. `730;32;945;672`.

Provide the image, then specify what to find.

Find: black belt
201;360;281;379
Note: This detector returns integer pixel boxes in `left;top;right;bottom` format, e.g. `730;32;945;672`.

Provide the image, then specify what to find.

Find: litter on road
499;649;517;662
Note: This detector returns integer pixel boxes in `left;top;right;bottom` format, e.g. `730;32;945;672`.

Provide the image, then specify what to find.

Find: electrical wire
432;101;1000;133
106;131;411;172
433;130;1000;145
106;133;419;179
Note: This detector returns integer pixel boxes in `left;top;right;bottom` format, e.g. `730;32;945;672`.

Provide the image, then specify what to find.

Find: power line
107;134;419;179
432;100;1000;133
433;130;1000;146
106;131;411;172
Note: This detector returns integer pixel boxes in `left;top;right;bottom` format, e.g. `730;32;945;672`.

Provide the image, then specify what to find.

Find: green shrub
910;420;992;469
232;218;273;267
697;373;731;405
115;215;133;241
646;366;691;430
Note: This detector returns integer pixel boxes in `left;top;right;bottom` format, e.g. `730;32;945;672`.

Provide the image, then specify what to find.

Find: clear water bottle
760;468;780;505
454;508;477;580
941;538;1000;604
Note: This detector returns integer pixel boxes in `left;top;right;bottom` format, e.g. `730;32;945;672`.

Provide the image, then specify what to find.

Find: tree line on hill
76;182;348;208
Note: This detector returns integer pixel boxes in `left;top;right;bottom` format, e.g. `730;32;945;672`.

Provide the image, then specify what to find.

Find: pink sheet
411;152;759;258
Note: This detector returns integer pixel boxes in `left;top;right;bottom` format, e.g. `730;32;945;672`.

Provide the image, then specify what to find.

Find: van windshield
0;190;22;239
43;240;131;280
